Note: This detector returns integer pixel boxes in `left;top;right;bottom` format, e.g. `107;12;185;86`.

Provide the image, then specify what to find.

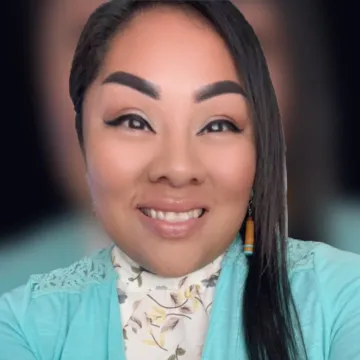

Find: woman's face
83;6;256;276
36;1;289;212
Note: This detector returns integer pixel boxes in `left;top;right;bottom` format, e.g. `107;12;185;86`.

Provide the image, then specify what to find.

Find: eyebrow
102;71;247;102
195;80;247;102
102;71;160;99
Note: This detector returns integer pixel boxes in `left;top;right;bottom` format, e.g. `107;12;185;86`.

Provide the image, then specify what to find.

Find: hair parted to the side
69;1;307;359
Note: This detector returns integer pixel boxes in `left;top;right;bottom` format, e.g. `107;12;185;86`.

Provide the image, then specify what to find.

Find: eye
198;119;242;135
104;113;155;133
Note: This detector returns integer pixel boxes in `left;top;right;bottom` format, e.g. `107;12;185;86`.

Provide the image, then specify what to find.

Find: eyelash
104;113;242;134
105;114;155;133
198;119;242;135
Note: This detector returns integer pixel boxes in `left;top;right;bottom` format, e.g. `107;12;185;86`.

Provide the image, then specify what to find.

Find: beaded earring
244;190;254;256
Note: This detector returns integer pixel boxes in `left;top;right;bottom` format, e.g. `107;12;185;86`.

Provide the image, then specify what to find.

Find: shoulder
0;247;115;358
0;214;92;295
0;246;115;317
287;237;360;279
287;238;360;330
287;237;360;293
287;240;360;358
29;246;115;296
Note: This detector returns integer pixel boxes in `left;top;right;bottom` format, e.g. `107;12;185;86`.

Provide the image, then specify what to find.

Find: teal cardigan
1;238;360;359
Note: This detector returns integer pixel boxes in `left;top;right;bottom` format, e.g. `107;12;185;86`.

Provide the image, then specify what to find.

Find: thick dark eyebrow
102;72;246;103
195;80;247;103
102;71;160;99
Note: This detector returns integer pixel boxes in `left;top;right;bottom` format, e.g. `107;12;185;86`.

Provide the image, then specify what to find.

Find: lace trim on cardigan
287;239;319;272
28;239;320;296
29;247;115;296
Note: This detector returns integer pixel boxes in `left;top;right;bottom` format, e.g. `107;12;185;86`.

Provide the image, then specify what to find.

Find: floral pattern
112;247;224;360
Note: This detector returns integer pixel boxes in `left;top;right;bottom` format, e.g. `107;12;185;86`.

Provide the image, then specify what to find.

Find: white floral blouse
111;247;224;360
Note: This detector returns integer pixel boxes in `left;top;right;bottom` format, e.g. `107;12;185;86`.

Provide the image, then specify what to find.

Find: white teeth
143;208;204;222
150;209;157;219
192;209;203;218
164;212;189;222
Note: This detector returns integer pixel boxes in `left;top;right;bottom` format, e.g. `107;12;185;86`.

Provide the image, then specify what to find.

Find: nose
148;136;206;188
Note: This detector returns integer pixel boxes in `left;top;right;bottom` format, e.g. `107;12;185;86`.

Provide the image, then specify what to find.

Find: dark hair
69;1;306;359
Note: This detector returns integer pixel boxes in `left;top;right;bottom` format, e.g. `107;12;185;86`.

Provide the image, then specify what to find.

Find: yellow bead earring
244;190;254;256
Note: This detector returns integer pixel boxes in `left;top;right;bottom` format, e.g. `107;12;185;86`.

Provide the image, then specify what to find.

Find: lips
136;200;208;239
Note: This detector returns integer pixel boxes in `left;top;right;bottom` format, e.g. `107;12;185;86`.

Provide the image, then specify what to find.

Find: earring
244;190;254;256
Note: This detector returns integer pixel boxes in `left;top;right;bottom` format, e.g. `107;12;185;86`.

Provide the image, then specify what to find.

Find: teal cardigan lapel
201;236;248;359
106;236;247;360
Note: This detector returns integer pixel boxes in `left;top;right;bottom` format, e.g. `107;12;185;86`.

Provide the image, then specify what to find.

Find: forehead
99;6;239;87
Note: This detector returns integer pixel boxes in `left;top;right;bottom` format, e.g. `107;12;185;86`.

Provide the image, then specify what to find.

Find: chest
38;263;247;360
32;259;331;360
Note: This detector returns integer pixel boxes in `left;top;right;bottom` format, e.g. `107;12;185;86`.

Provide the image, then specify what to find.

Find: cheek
198;138;256;237
201;139;256;200
85;131;152;197
214;144;255;238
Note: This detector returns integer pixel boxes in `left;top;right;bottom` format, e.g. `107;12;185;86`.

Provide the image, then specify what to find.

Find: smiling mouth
139;208;206;222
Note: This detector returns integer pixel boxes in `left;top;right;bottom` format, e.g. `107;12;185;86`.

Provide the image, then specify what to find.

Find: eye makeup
104;113;156;133
197;118;243;135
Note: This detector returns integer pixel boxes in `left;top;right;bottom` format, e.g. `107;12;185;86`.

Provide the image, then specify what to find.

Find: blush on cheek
221;160;255;186
203;142;256;189
205;148;256;226
85;136;154;195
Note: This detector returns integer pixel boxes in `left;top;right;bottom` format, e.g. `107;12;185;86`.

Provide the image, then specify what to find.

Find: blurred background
0;0;359;294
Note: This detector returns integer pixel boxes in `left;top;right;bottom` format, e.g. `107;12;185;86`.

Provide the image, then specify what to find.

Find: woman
0;1;359;359
1;0;345;297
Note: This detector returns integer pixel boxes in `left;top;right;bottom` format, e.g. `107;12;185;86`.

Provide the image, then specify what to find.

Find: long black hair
69;1;306;359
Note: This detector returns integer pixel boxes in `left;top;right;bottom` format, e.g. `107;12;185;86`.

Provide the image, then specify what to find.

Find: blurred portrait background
1;0;359;294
